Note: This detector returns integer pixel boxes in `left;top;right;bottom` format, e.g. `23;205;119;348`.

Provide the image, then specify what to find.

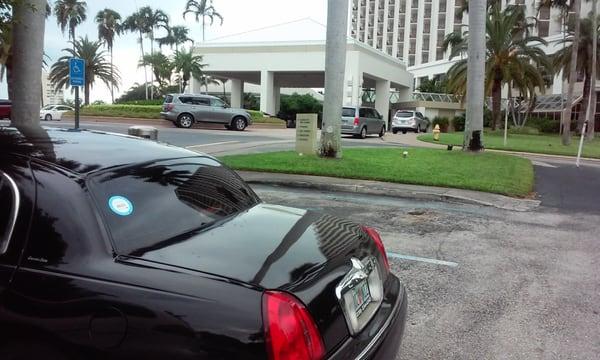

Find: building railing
411;92;462;103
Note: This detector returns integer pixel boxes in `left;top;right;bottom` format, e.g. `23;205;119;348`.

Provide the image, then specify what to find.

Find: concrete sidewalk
238;171;540;212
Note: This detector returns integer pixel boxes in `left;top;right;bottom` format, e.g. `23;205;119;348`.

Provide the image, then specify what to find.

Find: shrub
432;116;449;132
452;114;466;132
119;99;164;106
280;93;322;116
528;116;560;133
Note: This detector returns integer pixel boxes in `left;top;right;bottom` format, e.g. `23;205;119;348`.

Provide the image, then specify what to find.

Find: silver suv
161;94;253;131
391;110;429;134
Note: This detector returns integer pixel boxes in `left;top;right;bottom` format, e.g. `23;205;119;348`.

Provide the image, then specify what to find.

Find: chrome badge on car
336;256;384;336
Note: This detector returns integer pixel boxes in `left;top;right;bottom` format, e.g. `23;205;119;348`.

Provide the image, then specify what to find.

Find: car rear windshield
395;111;414;117
164;95;174;104
342;107;356;117
89;157;261;254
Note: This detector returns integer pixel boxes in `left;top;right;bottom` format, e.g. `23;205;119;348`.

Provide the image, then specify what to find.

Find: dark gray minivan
161;94;253;131
341;106;386;139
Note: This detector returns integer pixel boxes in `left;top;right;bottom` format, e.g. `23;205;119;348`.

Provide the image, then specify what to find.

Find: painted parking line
387;252;458;267
186;141;240;149
531;160;558;168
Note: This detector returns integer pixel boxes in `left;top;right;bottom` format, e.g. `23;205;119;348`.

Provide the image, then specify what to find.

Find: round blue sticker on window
108;196;134;216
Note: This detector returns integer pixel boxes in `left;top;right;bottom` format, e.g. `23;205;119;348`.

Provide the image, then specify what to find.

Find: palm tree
139;53;173;90
587;0;598;139
554;12;600;135
49;36;120;105
446;4;552;131
95;8;122;104
183;0;223;42
53;0;87;43
561;0;582;145
157;25;193;53
142;7;169;99
199;74;220;93
124;9;151;99
173;49;205;92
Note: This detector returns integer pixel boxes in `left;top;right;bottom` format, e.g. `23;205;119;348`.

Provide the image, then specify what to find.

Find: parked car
391;110;429;134
39;104;74;121
160;93;253;131
0;99;10;119
0;126;407;360
341;106;386;139
277;111;323;129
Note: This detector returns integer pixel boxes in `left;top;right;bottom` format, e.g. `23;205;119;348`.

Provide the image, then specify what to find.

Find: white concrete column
375;79;391;123
274;86;281;113
396;86;412;102
260;70;275;115
230;79;244;108
350;72;363;106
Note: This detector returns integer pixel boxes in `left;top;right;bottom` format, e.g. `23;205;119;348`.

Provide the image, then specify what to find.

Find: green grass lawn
418;131;600;158
221;148;534;197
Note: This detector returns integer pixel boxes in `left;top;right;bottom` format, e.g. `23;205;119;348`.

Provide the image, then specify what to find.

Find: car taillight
362;226;390;273
353;117;359;126
165;103;174;111
263;291;325;360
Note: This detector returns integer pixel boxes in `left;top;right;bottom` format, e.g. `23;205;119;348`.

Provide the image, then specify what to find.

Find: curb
238;171;541;212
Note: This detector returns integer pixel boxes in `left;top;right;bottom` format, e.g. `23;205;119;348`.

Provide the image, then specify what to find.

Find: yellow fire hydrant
433;124;441;141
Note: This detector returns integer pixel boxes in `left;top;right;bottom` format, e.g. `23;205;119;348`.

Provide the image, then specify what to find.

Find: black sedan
0;126;407;359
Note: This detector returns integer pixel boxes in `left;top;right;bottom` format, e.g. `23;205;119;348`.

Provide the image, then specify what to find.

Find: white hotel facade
350;0;596;93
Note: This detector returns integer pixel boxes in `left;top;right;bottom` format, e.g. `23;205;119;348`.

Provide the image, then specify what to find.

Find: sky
0;0;328;102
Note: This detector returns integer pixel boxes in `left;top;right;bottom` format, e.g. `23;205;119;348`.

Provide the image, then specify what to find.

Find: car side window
417;112;424;118
194;98;211;106
359;108;368;117
0;172;18;255
211;98;225;107
179;97;193;104
373;110;381;119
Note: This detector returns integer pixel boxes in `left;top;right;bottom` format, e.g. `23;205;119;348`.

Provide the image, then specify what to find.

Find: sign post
295;114;318;155
69;58;85;130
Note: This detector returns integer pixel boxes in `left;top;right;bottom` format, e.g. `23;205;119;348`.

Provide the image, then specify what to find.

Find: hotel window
409;55;415;66
438;14;446;29
422;51;429;63
436;48;444;61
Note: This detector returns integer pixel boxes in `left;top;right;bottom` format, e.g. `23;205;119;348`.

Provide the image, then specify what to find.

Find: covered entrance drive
192;40;413;124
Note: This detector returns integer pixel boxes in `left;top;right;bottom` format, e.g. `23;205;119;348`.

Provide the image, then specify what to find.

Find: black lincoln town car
0;126;407;359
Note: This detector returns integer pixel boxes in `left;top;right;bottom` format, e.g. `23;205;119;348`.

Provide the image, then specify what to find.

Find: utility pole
11;0;46;128
320;0;349;158
464;0;485;151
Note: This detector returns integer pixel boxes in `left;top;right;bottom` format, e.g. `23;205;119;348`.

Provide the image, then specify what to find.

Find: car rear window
164;95;174;104
89;158;261;254
342;107;356;117
395;111;414;117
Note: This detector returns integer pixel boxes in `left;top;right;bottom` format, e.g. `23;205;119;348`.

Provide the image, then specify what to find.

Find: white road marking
387;252;458;267
531;160;558;168
186;141;240;149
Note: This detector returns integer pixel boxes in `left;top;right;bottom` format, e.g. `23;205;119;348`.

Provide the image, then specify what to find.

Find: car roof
171;93;218;99
0;126;201;176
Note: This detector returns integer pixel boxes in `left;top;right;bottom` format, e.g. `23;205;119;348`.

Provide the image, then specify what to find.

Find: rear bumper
341;125;360;135
392;125;417;131
160;112;177;121
329;275;408;360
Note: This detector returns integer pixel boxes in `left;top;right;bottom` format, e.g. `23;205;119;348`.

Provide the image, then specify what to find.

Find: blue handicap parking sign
69;58;85;87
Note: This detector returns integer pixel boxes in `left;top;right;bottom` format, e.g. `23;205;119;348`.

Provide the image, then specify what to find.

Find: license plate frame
352;279;372;318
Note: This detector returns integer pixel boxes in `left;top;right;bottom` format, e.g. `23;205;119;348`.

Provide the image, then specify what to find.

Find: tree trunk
6;57;13;100
110;46;114;103
319;0;349;158
579;72;591;133
586;0;598;140
491;79;502;131
84;81;90;105
464;0;486;151
150;32;154;100
11;0;46;127
140;31;148;100
562;0;582;145
202;16;205;42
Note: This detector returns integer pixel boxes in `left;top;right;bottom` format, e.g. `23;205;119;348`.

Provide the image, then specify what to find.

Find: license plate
352;280;372;318
400;120;407;124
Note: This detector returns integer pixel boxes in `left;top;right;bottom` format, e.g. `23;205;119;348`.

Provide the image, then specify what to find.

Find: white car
40;105;74;121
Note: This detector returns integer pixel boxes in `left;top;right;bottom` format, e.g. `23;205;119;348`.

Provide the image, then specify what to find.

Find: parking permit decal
108;196;134;216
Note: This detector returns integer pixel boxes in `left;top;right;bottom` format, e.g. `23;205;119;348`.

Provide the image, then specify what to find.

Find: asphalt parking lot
253;185;600;359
